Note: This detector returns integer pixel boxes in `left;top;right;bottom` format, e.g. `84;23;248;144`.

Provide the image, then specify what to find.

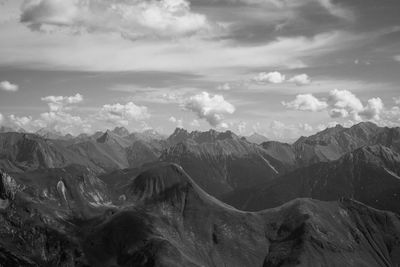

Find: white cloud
216;83;231;91
20;0;214;39
6;93;89;134
0;113;4;125
253;71;285;84
360;97;384;120
8;115;35;131
288;74;311;86
329;108;349;118
394;97;400;105
327;89;364;120
282;94;328;111
0;80;19;92
283;89;396;125
190;119;200;127
41;93;83;111
184;91;235;127
169;116;183;128
98;102;150;126
237;121;247;134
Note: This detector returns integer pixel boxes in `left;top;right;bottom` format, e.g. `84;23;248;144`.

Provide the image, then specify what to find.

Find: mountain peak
246;132;269;144
111;127;130;137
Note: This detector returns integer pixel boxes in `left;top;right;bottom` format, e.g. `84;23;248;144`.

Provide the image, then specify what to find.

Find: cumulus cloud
3;92;154;134
288;74;311;86
253;71;285;84
360;97;384;120
169;116;183;128
184;91;235;127
0;81;19;92
327;89;364;120
41;93;83;111
5;93;90;134
394;97;400;105
190;119;200;127
282;94;328;112
20;0;214;39
98;102;150;127
283;89;391;123
216;83;231;91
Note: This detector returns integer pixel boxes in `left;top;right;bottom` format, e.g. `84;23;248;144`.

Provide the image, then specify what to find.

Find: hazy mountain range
1;122;400;266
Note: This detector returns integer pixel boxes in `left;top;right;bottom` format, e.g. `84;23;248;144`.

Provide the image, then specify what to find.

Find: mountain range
1;122;400;266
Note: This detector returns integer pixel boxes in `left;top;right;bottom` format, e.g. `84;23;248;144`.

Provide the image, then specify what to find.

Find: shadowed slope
83;163;400;267
224;145;400;213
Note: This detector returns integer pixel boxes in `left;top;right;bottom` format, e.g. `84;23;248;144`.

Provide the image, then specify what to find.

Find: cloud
184;91;235;127
190;119;200;127
41;93;83;111
288;74;311;86
7;115;35;131
394;55;400;62
394;97;400;105
327;89;364;120
282;94;328;111
283;89;391;123
359;97;384;120
169;116;183;128
253;71;285;84
20;0;214;39
0;80;19;92
0;113;4;125
216;83;231;91
98;102;150;127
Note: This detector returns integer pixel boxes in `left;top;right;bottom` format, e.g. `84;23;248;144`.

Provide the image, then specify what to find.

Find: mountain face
260;122;400;168
161;130;290;197
224;145;400;213
0;132;102;173
0;128;167;174
1;162;400;266
245;132;269;144
0;167;107;266
85;164;400;267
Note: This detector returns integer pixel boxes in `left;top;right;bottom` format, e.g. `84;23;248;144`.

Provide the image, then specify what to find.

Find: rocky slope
224;145;400;213
0;128;167;174
84;163;400;267
1;163;400;266
161;129;291;197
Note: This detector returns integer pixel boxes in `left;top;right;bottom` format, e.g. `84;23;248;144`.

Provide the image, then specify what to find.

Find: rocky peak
111;127;130;137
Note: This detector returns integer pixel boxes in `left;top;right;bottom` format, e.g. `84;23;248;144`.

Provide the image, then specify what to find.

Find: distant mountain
111;126;130;137
224;145;400;213
0;126;16;133
0;129;167;174
260;122;400;168
245;132;269;144
167;128;238;146
0;132;103;173
36;128;73;140
162;129;296;197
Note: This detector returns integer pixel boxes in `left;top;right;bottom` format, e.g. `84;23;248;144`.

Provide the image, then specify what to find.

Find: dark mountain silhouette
83;164;400;267
1;162;400;266
224;145;400;213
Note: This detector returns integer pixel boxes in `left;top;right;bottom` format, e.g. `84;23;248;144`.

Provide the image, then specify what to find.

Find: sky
0;0;399;141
